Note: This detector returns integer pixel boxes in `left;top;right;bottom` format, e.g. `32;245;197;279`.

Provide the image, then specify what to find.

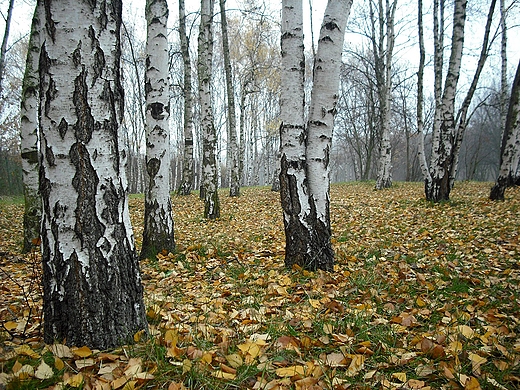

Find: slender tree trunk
375;0;397;190
426;0;466;202
490;59;520;200
39;0;147;349
280;0;312;269
21;4;42;253
0;0;14;98
416;0;430;184
219;0;240;197
198;0;220;219
306;0;352;270
141;0;175;259
178;0;195;195
449;0;496;188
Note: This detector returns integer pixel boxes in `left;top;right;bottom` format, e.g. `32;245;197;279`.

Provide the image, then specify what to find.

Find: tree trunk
219;0;240;197
306;0;352;270
449;0;496;188
39;0;147;349
198;0;220;219
426;0;466;202
280;0;313;269
280;0;352;271
21;4;42;253
141;0;175;259
177;0;195;196
490;59;520;200
374;0;397;190
0;0;14;98
416;0;430;184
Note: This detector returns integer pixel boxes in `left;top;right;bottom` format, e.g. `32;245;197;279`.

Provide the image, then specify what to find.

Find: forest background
1;0;519;195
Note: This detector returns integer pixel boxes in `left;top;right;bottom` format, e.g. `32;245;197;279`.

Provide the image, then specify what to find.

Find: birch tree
0;0;14;99
141;0;175;259
490;59;520;200
198;0;220;219
177;0;195;196
373;0;397;190
21;4;42;253
280;0;352;271
425;0;497;201
38;0;147;348
220;0;240;197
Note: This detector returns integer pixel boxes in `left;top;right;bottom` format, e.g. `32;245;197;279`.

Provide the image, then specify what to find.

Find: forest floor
0;181;519;390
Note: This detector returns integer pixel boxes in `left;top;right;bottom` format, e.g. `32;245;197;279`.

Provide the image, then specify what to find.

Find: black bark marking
21;150;39;165
72;42;82;67
73;67;95;144
45;145;55;166
70;142;103;250
149;102;165;120
146;157;160;178
323;21;340;31
42;0;56;43
58;118;68;139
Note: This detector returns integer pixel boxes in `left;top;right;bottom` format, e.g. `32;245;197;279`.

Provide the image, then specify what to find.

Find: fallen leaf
35;360;54;380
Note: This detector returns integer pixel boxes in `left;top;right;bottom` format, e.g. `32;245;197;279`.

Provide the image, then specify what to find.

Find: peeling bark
39;0;147;349
141;0;175;259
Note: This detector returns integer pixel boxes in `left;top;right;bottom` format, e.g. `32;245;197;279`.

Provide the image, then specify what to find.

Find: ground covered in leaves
0;182;519;389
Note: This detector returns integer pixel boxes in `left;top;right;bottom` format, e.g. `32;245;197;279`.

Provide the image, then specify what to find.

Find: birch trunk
219;0;240;197
279;0;313;269
426;0;466;202
39;0;147;349
449;0;496;188
375;0;397;190
21;4;42;253
198;0;220;219
416;0;430;183
177;0;195;196
0;0;14;97
306;0;352;270
141;0;175;259
490;59;520;200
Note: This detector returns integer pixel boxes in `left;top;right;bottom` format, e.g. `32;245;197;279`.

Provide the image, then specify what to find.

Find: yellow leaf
75;358;96;370
164;329;178;346
309;299;320;308
35;360;54;380
122;380;137;390
457;325;475;339
464;377;481;390
55;356;65;370
3;321;17;331
111;376;129;389
15;364;34;379
134;329;146;342
15;344;40;359
416;297;427;307
238;341;261;359
212;370;236;380
346;354;365;377
65;373;84;387
392;372;407;382
323;323;334;334
50;344;73;358
325;352;347;367
72;346;92;358
182;359;192;374
469;353;487;375
225;353;243;368
275;365;306;377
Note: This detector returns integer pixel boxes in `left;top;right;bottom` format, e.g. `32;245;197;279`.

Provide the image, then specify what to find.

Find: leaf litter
1;182;519;389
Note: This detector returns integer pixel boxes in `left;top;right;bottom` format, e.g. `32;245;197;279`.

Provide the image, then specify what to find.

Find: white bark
198;0;220;219
178;0;195;196
374;0;397;190
491;59;520;200
39;0;146;349
141;0;175;259
307;0;352;221
21;4;42;252
416;0;430;182
426;0;466;201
